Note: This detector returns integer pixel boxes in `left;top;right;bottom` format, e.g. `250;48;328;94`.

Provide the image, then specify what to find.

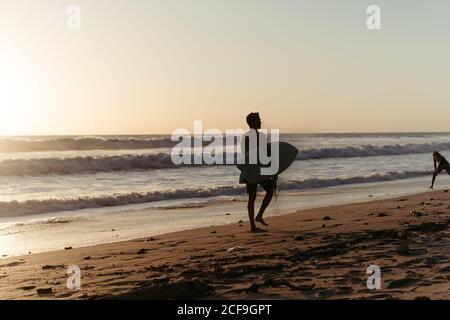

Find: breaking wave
0;141;448;176
297;142;450;160
0;136;176;152
0;170;431;217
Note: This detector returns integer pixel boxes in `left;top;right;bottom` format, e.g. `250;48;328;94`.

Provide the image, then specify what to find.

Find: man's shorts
246;178;277;195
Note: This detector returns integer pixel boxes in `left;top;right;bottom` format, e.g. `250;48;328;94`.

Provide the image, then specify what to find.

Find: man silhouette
239;113;277;233
430;151;450;188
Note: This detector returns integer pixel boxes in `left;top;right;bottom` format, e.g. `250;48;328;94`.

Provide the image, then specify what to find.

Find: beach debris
415;296;431;300
82;265;95;270
238;220;243;223
64;246;73;250
294;235;304;241
395;244;411;256
396;206;402;209
321;224;326;228
246;282;261;293
111;229;116;232
145;237;156;242
367;212;374;216
42;264;65;270
226;213;230;216
322;216;332;221
20;285;36;291
444;190;448;193
137;248;148;254
227;246;244;252
36;287;53;295
410;210;423;217
377;212;387;217
211;231;217;234
83;256;91;260
387;277;418;289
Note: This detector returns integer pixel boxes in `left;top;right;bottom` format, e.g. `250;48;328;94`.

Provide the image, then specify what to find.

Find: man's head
246;112;261;129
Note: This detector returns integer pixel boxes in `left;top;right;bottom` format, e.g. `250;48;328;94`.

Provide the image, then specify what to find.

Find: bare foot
250;226;267;233
255;216;269;226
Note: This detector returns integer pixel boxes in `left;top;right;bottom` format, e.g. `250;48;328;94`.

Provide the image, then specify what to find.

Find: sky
0;0;450;135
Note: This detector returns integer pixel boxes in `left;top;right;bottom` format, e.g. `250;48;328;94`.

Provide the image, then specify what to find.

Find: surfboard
237;141;299;184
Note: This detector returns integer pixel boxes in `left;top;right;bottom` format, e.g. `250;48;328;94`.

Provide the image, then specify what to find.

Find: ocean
1;132;450;257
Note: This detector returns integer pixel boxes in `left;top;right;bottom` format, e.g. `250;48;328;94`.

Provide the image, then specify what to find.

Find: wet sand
0;189;449;300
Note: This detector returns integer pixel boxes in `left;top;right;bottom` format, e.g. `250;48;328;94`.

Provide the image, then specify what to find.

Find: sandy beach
0;189;448;300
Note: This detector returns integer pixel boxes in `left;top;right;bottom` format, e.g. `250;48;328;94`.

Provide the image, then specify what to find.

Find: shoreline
0;188;449;299
1;176;448;258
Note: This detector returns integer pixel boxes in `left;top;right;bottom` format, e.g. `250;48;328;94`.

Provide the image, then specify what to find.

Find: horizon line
2;131;450;137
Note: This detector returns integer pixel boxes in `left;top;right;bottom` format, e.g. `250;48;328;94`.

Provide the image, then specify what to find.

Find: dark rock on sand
294;235;304;241
387;278;418;289
410;211;423;217
36;287;53;295
377;212;387;217
323;216;332;221
42;264;65;270
20;285;36;291
395;244;411;256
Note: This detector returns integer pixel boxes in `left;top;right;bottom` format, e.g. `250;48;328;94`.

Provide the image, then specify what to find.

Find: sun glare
0;43;36;136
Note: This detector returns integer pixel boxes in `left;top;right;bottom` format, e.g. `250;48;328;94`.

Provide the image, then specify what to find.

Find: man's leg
431;166;444;188
247;184;265;232
256;179;276;226
431;171;437;188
